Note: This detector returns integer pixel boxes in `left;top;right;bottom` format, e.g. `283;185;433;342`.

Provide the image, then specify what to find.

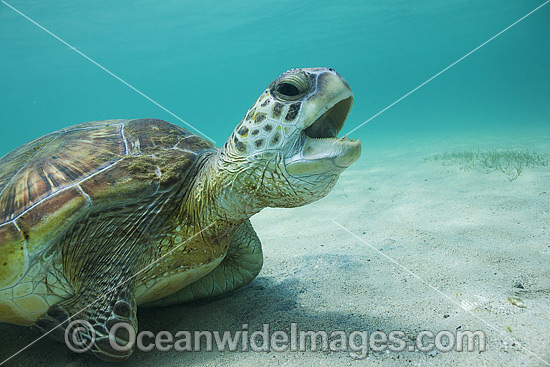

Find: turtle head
224;67;361;208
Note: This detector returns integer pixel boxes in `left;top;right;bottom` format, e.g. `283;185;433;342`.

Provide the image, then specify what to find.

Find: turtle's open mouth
286;96;360;175
304;97;353;140
283;69;360;176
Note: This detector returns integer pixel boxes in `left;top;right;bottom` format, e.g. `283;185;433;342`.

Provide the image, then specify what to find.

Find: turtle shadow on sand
1;275;401;366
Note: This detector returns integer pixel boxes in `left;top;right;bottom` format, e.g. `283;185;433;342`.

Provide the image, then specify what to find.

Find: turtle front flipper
33;275;138;361
30;203;159;362
144;220;263;307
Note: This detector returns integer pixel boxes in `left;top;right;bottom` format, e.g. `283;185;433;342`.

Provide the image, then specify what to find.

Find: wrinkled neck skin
185;138;340;234
185;145;266;230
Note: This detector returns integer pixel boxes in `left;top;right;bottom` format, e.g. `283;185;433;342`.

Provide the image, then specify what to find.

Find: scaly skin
144;68;362;308
2;68;361;362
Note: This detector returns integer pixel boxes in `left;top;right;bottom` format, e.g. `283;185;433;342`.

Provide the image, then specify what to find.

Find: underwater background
1;1;549;366
1;0;548;153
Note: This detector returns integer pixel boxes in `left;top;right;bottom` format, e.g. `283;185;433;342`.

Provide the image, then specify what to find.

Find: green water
1;0;548;155
1;2;550;365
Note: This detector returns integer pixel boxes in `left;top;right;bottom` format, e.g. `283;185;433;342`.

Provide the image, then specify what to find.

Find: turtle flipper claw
32;304;71;341
32;288;137;361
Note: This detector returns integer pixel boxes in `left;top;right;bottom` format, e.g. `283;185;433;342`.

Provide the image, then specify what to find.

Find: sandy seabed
1;130;549;367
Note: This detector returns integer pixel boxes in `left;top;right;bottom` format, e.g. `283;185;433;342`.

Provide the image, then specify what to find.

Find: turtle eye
275;83;300;97
273;71;310;101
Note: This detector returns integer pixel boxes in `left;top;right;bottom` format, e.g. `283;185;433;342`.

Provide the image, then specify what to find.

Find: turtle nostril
328;68;335;73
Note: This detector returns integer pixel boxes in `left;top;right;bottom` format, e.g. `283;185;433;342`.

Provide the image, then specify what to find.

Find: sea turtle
0;67;361;361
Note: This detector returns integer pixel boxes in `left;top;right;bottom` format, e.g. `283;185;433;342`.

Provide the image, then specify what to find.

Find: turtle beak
284;69;361;175
304;96;353;139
